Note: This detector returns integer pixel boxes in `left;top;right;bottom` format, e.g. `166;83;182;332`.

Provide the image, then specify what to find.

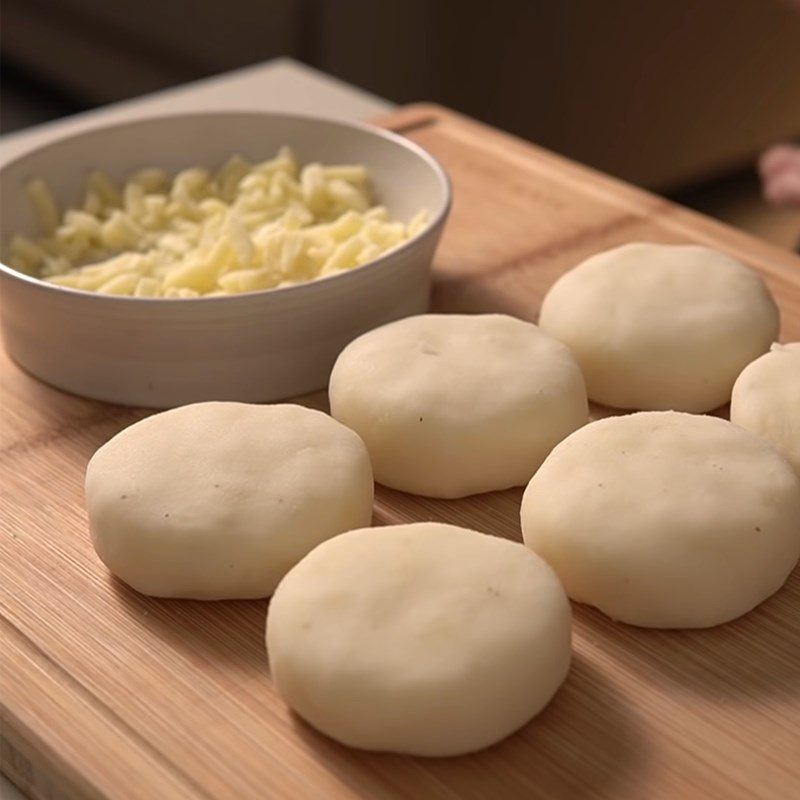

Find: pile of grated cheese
6;147;427;297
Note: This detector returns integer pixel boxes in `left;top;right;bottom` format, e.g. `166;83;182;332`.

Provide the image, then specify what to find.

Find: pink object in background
759;1;800;208
759;144;800;207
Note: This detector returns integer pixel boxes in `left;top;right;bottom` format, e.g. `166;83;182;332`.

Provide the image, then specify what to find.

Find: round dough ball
328;314;588;498
538;242;779;412
267;522;571;756
86;402;373;599
731;343;800;476
520;412;800;628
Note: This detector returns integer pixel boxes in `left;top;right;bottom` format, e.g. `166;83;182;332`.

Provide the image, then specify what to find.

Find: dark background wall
2;0;800;191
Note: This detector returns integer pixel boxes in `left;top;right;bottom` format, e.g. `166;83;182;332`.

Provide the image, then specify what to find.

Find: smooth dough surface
267;522;572;756
328;314;588;498
538;242;779;412
86;402;373;599
521;412;800;628
731;342;800;476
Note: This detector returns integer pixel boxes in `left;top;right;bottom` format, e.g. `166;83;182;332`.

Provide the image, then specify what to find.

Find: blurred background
2;0;800;246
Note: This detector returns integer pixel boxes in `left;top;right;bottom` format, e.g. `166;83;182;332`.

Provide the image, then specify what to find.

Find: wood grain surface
2;104;799;800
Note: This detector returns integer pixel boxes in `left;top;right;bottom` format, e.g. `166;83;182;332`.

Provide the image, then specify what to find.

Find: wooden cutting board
2;104;799;800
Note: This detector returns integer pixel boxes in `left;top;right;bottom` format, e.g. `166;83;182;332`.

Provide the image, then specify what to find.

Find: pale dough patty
86;402;373;599
520;411;800;628
266;522;572;756
328;314;588;498
538;242;779;412
730;343;800;476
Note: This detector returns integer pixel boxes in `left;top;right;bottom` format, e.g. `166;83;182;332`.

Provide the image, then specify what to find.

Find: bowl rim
0;109;452;304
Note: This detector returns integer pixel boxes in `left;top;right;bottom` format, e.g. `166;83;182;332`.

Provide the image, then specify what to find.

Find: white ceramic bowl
0;112;450;407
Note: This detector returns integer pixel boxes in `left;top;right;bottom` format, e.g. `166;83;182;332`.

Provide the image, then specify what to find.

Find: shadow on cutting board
373;484;526;542
291;653;644;800
576;572;800;700
109;576;270;675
